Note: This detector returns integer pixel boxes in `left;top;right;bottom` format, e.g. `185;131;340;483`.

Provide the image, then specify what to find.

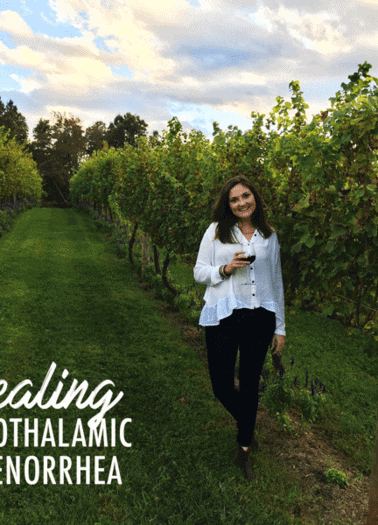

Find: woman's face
228;184;256;221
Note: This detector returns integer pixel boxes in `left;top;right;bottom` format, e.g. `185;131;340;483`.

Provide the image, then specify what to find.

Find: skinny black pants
205;307;276;447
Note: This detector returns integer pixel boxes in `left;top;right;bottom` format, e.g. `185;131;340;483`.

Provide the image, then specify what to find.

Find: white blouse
193;222;285;336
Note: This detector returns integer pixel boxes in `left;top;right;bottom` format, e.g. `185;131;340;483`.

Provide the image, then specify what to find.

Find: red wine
240;255;255;264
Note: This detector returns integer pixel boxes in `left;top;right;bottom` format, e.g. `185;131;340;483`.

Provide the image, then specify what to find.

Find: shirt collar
232;224;258;241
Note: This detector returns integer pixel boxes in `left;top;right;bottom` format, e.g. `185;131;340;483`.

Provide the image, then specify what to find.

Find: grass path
0;207;292;525
0;207;374;525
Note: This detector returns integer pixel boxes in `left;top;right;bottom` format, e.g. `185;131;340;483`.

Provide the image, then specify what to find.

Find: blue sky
1;0;378;140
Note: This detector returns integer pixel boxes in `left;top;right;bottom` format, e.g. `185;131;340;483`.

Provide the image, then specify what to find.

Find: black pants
205;307;276;447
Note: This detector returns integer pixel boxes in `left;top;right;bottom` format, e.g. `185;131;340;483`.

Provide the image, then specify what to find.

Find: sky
1;0;378;141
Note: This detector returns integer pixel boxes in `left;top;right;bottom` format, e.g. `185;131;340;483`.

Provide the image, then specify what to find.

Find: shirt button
253;294;255;296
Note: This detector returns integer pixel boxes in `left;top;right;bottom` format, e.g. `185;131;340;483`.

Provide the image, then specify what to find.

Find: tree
106;112;148;148
0;98;28;145
85;121;108;156
29;112;86;204
149;130;162;148
0;127;42;204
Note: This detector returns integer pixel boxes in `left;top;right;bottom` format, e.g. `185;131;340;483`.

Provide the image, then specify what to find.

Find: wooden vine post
141;231;150;269
367;411;378;524
129;223;138;265
153;245;161;274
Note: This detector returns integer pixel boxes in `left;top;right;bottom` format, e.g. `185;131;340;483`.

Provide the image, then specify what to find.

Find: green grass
0;206;376;524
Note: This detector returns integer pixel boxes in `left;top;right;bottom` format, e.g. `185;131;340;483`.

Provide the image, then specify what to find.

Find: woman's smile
229;184;256;220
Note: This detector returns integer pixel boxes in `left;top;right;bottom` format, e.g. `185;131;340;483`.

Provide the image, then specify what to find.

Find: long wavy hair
211;175;275;243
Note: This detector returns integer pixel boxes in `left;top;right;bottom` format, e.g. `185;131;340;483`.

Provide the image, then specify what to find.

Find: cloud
0;10;34;37
0;0;377;142
48;0;177;78
250;5;351;55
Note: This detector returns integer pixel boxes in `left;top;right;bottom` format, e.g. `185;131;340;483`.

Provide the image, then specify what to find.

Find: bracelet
220;265;231;279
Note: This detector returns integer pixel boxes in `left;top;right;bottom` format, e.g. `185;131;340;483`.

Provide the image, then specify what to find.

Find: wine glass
239;243;256;285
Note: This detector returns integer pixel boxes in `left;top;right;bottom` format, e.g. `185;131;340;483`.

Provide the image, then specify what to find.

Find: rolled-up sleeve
194;226;224;287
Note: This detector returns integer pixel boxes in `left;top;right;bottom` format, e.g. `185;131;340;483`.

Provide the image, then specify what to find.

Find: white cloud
249;7;278;33
40;12;58;26
48;0;177;78
250;4;350;55
20;77;43;93
357;0;378;5
355;30;378;48
0;10;34;36
46;57;115;91
20;0;33;16
1;0;377;141
214;101;256;119
4;46;45;68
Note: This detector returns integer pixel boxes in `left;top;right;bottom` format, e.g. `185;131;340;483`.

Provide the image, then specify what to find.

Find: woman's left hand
271;334;285;354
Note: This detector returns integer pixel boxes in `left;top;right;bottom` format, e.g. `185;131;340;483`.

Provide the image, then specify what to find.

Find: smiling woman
228;184;256;221
194;174;286;481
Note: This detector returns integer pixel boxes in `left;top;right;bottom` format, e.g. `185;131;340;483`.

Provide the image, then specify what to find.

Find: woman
193;174;285;481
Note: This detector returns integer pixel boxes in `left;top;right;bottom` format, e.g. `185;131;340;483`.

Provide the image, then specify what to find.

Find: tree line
0;98;158;205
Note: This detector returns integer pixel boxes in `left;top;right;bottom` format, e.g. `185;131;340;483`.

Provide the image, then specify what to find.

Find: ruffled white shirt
193;222;285;336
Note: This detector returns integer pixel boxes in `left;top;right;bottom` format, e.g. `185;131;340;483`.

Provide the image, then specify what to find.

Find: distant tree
30;112;86;204
85;121;108;156
0;126;42;204
106;112;148;148
52;111;87;175
0;98;28;145
149;130;162;148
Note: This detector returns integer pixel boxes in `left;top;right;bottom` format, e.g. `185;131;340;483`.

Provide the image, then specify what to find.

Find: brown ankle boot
236;444;255;480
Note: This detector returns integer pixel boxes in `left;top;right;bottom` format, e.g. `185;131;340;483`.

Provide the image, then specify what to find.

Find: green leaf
329;225;346;239
325;240;336;253
299;232;316;249
305;236;316;248
291;242;302;254
322;305;334;316
355;187;365;198
365;224;377;237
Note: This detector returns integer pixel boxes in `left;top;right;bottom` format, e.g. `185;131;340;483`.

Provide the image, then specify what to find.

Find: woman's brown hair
211;174;275;243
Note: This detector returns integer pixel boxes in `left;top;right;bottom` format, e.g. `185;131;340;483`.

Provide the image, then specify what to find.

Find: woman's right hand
224;251;249;275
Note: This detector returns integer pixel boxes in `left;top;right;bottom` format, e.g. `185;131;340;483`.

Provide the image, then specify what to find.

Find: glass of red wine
239;243;255;285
